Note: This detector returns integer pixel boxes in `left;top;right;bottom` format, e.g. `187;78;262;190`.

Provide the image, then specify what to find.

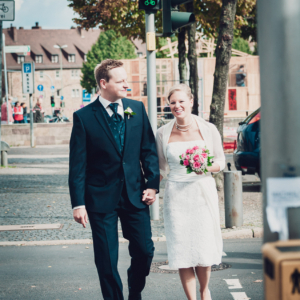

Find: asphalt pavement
0;239;263;300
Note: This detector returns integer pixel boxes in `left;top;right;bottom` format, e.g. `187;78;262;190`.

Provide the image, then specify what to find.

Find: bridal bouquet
179;146;214;174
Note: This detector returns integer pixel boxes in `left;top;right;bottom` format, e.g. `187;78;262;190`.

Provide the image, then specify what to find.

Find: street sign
0;1;15;21
60;96;64;101
50;86;55;91
4;45;30;53
82;89;91;102
21;62;34;94
37;84;43;92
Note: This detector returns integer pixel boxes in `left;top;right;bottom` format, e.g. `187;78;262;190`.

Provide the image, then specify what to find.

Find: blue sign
50;86;55;91
60;96;64;101
23;63;32;73
37;84;44;92
82;89;92;102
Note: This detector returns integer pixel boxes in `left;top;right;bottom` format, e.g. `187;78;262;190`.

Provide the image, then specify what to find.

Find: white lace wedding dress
163;139;222;269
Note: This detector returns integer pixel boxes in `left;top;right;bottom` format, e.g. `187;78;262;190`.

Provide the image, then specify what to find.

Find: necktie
109;103;122;122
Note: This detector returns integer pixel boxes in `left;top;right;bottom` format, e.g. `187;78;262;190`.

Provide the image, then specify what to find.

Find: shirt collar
99;96;123;110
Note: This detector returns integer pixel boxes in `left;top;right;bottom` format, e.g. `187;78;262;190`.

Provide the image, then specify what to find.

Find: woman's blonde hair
167;83;193;102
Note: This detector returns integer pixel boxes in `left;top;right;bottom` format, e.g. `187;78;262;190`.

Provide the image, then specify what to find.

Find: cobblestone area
0;147;262;242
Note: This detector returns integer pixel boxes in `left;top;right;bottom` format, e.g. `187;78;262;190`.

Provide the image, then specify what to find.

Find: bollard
224;170;243;228
1;150;7;167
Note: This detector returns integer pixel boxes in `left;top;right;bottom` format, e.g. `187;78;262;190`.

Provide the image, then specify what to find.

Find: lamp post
53;45;67;102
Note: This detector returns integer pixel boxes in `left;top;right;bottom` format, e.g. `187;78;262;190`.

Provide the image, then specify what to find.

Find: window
72;89;80;98
71;70;79;77
55;71;60;78
68;54;75;62
35;55;43;63
39;71;44;79
17;56;25;64
51;55;59;63
84;54;87;62
56;89;60;97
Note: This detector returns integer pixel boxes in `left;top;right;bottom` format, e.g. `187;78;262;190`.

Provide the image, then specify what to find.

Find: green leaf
131;112;137;115
186;167;193;174
180;160;184;166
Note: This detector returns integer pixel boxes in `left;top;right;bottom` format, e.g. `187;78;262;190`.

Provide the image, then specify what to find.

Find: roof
3;23;146;71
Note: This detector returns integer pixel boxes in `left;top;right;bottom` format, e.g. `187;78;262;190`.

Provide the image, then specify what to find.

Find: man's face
100;67;129;100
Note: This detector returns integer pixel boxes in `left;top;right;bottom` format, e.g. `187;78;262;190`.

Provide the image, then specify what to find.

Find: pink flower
186;149;191;154
189;149;195;154
193;146;199;150
201;152;208;158
193;161;201;169
186;155;190;160
181;153;185;159
200;156;205;163
183;160;189;166
202;148;206;152
193;154;200;161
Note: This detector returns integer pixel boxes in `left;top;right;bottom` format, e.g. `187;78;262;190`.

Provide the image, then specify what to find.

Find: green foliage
81;30;137;93
156;36;178;59
232;37;252;55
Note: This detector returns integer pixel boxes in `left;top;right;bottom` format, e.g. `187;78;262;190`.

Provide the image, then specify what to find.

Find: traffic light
162;0;195;36
51;96;55;107
139;0;161;12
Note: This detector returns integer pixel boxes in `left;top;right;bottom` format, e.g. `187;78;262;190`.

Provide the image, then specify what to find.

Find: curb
0;229;262;247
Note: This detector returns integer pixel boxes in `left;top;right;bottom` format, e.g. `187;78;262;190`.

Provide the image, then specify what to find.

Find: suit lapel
122;98;133;155
92;98;122;157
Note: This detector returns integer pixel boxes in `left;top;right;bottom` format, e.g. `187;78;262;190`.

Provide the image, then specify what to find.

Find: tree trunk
209;0;237;138
209;0;237;190
185;2;198;115
178;27;187;84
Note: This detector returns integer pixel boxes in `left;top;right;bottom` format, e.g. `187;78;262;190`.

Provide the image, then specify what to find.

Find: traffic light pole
0;21;2;166
145;12;159;221
257;0;300;244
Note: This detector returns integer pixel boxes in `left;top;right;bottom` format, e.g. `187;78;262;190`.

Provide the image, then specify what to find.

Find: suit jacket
68;97;160;213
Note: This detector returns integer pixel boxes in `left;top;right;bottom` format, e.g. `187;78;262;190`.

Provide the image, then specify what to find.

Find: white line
222;251;227;256
223;279;243;289
230;292;251;300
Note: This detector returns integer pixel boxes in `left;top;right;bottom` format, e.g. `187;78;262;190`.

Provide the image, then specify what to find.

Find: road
0;239;263;300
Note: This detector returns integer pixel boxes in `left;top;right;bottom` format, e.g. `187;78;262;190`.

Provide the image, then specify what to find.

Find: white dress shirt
73;96;124;210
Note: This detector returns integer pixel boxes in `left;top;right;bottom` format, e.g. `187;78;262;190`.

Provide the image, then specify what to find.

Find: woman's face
169;91;193;120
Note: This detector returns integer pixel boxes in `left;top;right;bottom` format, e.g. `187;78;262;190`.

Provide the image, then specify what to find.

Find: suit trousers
88;185;154;300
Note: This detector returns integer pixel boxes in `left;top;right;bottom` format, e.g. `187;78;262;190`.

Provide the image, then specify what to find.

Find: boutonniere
124;107;136;119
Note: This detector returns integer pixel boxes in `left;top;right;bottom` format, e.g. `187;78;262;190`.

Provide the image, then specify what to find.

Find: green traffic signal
139;0;161;11
162;0;195;36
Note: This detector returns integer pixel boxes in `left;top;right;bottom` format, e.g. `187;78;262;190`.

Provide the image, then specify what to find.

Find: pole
145;12;159;220
224;170;243;228
257;0;300;244
0;21;2;166
60;48;63;99
2;33;9;127
29;93;34;147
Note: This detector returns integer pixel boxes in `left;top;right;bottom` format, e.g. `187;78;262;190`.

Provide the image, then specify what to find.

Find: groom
69;59;160;300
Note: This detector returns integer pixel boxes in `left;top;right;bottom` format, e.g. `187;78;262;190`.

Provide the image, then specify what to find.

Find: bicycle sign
0;1;14;21
144;0;156;6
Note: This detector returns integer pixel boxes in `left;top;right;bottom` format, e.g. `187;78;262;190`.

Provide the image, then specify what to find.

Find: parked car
233;108;260;177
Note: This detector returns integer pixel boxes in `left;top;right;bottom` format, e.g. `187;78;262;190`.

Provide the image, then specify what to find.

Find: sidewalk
0;147;262;243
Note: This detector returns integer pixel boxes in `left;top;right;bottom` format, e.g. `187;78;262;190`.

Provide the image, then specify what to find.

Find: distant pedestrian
13;101;24;124
33;100;44;123
21;102;28;123
236;65;246;87
1;96;13;124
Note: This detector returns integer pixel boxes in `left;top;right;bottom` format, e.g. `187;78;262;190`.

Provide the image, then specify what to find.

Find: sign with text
228;89;237;110
22;62;34;94
5;45;30;54
82;89;91;102
0;1;15;21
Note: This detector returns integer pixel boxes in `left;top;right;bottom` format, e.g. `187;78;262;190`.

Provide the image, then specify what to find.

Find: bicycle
0;4;9;13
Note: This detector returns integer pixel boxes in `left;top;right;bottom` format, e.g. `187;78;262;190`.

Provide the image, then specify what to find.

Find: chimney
77;26;84;38
19;27;24;30
32;22;41;29
10;24;17;42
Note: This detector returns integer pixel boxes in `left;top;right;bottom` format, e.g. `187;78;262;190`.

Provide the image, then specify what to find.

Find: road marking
222;251;227;256
230;292;251;300
223;279;243;289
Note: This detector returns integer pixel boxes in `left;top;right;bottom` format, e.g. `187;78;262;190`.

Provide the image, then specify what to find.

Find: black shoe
128;293;141;300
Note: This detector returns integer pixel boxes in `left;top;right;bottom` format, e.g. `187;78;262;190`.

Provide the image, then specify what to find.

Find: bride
156;84;225;300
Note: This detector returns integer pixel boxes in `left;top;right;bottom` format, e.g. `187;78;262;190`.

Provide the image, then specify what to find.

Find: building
3;23;146;120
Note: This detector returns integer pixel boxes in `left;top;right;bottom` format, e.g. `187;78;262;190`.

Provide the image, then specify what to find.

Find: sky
5;0;79;29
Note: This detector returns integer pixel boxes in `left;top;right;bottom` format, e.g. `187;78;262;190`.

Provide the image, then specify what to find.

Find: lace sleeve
156;127;169;179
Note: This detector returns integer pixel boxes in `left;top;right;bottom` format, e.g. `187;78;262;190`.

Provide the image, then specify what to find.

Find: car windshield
242;108;260;124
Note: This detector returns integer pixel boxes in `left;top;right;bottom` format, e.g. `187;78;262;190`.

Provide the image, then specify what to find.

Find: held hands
73;207;88;228
142;188;156;206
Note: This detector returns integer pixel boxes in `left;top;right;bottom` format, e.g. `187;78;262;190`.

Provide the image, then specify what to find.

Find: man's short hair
94;59;124;88
240;65;244;68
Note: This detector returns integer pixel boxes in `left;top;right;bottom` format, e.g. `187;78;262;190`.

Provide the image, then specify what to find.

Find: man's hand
73;207;88;228
142;189;156;206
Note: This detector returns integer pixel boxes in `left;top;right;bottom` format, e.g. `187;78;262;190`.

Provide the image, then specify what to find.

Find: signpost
0;0;15;165
22;62;35;147
82;89;91;102
5;45;30;53
37;84;43;92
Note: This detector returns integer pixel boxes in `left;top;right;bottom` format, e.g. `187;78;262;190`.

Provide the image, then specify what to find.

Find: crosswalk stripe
223;279;243;289
230;292;251;300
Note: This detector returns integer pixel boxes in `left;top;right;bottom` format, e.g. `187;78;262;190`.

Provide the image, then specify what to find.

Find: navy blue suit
69;97;160;300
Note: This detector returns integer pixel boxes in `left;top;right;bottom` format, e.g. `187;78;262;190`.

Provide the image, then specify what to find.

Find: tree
81;30;137;93
232;36;252;55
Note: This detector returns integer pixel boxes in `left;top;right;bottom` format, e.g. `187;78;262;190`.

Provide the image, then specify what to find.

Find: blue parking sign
23;63;32;73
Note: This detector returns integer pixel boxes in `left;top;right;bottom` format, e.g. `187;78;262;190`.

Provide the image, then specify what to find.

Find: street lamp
53;45;67;102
